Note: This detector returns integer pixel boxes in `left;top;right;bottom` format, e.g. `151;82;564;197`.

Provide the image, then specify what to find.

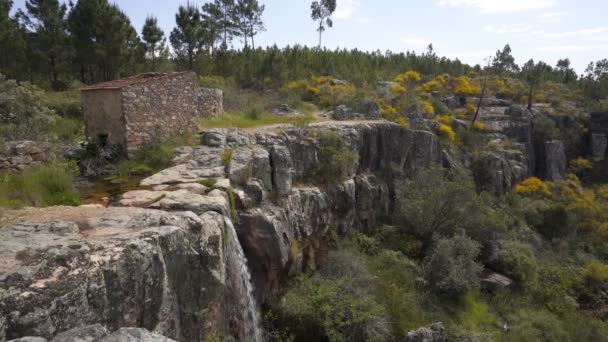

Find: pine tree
0;0;27;79
234;0;265;49
311;0;336;49
202;0;237;49
521;59;550;110
142;15;164;71
23;0;71;88
170;4;205;70
492;44;519;74
68;0;141;82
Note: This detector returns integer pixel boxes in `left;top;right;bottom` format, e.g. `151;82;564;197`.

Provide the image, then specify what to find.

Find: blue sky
12;0;608;73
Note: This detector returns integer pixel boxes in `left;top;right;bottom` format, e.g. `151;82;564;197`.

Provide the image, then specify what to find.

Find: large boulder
51;324;109;341
332;105;353;121
358;100;382;120
545;140;567;181
99;328;176;342
403;322;446;342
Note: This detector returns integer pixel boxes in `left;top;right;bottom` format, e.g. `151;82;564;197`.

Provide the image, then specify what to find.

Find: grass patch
225;188;237;221
0;161;81;208
44;89;82;118
105;141;176;184
198;111;317;129
199;178;218;188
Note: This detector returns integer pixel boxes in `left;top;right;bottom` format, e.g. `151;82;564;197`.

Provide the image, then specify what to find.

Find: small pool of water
82;176;148;206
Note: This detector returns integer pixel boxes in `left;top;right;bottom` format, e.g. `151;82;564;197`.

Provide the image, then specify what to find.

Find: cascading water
224;218;264;342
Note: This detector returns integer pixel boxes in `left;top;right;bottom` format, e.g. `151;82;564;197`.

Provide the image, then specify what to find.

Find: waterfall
224;217;264;342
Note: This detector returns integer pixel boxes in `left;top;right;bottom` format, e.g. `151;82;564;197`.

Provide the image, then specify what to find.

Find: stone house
81;71;222;155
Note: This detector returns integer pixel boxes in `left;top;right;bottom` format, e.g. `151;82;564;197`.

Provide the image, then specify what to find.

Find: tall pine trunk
152;45;156;71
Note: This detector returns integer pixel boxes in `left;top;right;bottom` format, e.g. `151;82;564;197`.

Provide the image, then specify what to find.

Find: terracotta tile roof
80;71;193;91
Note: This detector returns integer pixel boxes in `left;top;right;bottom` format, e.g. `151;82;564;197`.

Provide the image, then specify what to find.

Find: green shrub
397;169;476;240
200;178;217;187
537;204;576;240
315;131;358;184
245;105;263;120
531;266;576;313
108;142;176;184
132;142;176;172
221;148;235;171
0;75;56;140
225;188;237;220
44;90;82;118
0;161;81;208
279;250;391;342
423;234;483;296
351;232;381;256
51;117;85;142
496;240;538;287
505;310;569;342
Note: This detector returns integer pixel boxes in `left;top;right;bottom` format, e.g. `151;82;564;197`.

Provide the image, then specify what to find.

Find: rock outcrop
590;112;608;178
544;140;567;181
1;121;441;341
0;207;226;341
0;141;51;173
403;322;446;342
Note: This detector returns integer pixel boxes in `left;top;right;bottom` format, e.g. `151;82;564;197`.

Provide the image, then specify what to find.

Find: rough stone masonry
81;72;223;156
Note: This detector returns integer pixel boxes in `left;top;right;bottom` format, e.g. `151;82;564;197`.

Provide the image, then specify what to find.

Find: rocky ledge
121;121;443;302
1;120;534;341
0;206;227;341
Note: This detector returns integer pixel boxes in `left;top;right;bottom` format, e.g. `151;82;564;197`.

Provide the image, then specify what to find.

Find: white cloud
334;0;360;19
400;36;430;46
537;44;608;52
540;11;566;18
356;17;373;24
533;27;608;39
437;0;555;13
484;24;533;34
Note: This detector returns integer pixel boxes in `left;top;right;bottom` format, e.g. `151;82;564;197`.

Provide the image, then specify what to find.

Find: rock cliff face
1;121;442;341
591;112;608;179
0;207;227;341
122;122;441;303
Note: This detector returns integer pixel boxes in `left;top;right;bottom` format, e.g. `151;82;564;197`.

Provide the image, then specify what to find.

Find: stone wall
122;72;201;155
0;141;50;173
199;88;223;119
82;89;125;148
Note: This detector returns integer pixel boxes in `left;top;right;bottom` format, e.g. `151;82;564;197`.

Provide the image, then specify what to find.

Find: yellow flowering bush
378;98;398;119
394;70;421;83
453;76;481;96
311;75;333;85
553;174;607;237
454;108;467;119
516;177;552;197
472;121;487;132
317;83;356;108
307;86;320;96
568;157;594;175
437;115;454;126
465;103;477;114
437;124;456;142
286;80;309;92
390;83;407;94
420;75;447;93
395;117;410;128
533;91;546;102
421;101;435;115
